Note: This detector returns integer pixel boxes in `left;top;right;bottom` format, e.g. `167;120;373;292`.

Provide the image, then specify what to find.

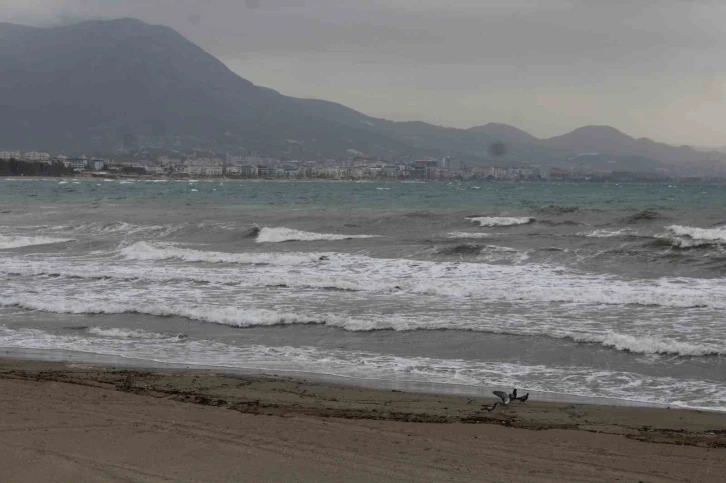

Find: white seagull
492;391;512;405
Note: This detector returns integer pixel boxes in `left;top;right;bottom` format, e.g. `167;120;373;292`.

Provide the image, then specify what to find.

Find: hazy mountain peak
467;123;539;143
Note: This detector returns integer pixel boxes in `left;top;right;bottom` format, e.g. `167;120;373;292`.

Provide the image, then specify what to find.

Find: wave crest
3;296;723;357
87;327;186;340
664;225;726;247
0;235;73;249
256;227;380;243
120;241;329;265
467;216;534;227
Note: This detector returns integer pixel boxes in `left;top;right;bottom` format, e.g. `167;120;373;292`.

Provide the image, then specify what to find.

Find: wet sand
1;357;725;482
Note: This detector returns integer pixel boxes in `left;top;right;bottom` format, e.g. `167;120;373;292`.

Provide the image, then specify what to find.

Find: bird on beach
492;391;512;405
493;388;529;405
482;403;498;412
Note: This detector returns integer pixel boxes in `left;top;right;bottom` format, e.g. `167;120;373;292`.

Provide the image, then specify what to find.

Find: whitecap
467;216;534;227
0;235;73;250
120;241;330;265
256;227;380;243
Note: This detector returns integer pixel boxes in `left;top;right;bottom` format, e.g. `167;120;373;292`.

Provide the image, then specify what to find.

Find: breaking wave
446;232;492;239
662;225;726;248
578;229;639;238
5;248;726;309
564;332;724;357
256;227;380;243
0;297;351;329
1;296;724;357
87;327;186;341
467;216;534;227
0;235;73;249
120;241;330;265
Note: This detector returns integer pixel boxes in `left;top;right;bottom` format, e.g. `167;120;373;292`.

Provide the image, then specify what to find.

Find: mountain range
1;18;725;174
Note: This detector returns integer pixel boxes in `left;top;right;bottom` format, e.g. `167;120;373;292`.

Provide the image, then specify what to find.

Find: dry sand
1;357;725;482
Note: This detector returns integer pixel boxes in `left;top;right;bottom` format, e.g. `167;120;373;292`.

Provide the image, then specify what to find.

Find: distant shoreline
3;174;726;185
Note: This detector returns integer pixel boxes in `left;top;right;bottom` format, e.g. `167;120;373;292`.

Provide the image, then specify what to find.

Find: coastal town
0;149;721;183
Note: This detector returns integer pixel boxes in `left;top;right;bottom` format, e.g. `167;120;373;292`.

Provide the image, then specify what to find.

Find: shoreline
2;356;726;481
4;175;726;186
1;355;725;444
0;347;682;412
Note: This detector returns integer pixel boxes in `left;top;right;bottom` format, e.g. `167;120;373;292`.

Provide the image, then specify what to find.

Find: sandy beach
0;357;724;482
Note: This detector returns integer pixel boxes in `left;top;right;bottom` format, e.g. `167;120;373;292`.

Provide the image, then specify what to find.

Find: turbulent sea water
1;178;726;410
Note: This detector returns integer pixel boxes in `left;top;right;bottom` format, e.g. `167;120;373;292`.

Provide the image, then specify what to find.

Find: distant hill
0;19;416;158
540;125;721;167
0;18;724;173
467;123;539;145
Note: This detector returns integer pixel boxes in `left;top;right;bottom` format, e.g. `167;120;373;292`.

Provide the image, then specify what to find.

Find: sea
1;178;725;411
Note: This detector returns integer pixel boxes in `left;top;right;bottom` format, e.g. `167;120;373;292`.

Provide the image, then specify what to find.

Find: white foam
467;216;534;227
120;241;330;265
7;245;726;310
446;232;491;239
257;227;380;243
0;297;350;329
664;225;726;247
579;229;637;238
0;235;73;249
1;283;724;358
87;327;184;340
1;325;724;411
582;332;723;357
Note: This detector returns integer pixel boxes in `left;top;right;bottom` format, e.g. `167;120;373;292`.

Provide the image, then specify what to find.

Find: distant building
65;158;88;171
380;165;402;178
0;151;21;160
22;151;51;162
146;166;167;175
201;166;223;177
88;159;106;171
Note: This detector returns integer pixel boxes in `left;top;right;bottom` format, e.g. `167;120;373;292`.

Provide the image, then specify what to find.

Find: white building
22;152;52;162
65;158;88;171
184;166;203;176
201;166;223;177
146;166;167;175
0;151;21;160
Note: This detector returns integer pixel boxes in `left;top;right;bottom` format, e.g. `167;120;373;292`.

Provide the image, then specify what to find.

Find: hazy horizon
3;1;726;146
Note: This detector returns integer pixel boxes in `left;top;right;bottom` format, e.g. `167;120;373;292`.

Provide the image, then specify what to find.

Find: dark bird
492;391;511;405
514;392;529;403
482;403;498;412
512;388;518;399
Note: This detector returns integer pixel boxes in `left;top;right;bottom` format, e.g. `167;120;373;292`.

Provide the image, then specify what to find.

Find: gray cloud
3;0;726;144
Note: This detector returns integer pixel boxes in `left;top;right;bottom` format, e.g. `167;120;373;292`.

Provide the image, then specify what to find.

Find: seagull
492;391;511;405
482;403;498;412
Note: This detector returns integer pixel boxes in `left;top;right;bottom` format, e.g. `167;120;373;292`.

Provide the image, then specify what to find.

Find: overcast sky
4;0;726;145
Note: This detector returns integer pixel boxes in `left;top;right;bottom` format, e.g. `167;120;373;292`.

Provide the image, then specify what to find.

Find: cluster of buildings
0;151;107;171
1;149;714;183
